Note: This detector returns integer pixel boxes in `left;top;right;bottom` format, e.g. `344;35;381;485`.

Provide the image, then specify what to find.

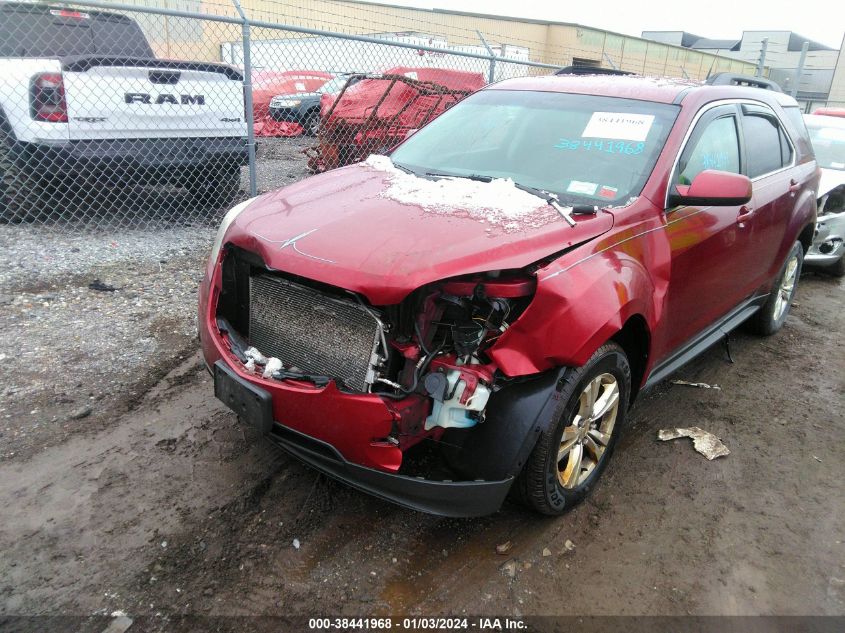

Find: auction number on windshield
554;138;645;155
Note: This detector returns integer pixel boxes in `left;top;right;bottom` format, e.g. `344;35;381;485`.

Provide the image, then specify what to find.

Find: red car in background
307;67;485;171
813;107;845;119
250;70;333;137
201;73;817;517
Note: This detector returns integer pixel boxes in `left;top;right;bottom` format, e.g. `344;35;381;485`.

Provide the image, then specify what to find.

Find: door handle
788;179;800;193
737;205;755;225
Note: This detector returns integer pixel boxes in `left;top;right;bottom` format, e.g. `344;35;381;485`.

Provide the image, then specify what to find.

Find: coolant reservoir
424;369;491;430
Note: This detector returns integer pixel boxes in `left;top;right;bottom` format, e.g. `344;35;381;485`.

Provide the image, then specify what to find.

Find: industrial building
642;29;845;108
136;0;760;81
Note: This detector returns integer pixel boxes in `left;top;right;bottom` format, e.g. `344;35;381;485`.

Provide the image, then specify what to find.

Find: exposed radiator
248;274;380;392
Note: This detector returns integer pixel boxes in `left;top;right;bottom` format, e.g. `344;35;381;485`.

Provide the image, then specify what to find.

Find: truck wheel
0;134;41;223
513;342;631;515
186;163;242;210
748;241;803;335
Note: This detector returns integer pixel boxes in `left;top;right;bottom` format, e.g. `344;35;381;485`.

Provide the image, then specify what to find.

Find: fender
489;239;660;376
444;366;570;481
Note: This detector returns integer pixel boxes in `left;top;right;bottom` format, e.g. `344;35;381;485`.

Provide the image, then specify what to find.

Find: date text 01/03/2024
307;617;527;630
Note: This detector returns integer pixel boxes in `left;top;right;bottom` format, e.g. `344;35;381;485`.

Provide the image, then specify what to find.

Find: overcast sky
365;0;845;49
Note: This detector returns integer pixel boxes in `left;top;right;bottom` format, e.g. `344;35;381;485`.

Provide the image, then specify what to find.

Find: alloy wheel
557;373;620;489
773;254;799;321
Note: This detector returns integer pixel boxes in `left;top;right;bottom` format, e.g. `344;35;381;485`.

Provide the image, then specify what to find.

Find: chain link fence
0;0;564;231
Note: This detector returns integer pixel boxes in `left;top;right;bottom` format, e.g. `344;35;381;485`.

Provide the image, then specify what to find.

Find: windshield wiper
509;182;578;227
424;171;493;182
392;162;417;175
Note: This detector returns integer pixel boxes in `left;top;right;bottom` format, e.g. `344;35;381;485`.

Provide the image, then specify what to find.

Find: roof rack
554;66;635;77
705;73;782;92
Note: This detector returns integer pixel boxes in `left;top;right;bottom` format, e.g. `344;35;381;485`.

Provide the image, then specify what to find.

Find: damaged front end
807;183;845;267
205;245;557;515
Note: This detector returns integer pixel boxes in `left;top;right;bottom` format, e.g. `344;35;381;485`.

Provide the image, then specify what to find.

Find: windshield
390;89;679;205
807;123;845;171
318;77;350;95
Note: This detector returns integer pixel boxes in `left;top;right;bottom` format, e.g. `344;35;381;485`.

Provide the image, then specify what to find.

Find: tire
0;132;43;223
748;241;803;336
185;162;242;211
303;109;320;136
513;342;631;515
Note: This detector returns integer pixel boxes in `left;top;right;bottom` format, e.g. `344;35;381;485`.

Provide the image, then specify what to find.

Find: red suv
199;73;817;517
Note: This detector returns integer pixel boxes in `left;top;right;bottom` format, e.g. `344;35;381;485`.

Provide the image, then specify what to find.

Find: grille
248;274;380;392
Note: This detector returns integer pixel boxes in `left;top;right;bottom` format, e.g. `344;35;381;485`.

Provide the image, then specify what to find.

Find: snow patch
244;347;268;365
362;155;555;231
262;357;283;378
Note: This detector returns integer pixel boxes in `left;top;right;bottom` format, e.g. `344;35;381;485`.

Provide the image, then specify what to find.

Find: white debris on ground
362;154;556;230
102;615;133;633
671;379;722;390
658;427;730;460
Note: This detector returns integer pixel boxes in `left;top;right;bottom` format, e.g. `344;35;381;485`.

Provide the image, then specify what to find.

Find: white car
804;113;845;276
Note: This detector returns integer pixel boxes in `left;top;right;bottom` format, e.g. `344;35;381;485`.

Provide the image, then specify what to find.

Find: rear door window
741;105;792;178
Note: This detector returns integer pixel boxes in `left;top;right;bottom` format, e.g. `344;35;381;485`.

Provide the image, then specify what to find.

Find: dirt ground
1;271;843;628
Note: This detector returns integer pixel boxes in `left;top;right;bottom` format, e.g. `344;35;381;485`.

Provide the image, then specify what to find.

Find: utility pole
791;41;809;97
756;37;768;77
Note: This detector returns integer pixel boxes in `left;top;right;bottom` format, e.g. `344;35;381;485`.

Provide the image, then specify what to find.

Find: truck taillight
30;72;68;123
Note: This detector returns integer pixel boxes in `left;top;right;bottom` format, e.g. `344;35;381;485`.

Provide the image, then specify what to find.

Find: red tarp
251;70;333;137
321;67;485;128
308;67;485;172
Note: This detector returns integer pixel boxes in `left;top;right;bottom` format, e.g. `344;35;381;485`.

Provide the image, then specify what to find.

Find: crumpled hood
225;163;614;304
819;168;845;197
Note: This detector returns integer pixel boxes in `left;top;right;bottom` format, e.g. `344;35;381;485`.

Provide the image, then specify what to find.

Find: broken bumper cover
806;211;845;265
205;345;513;517
267;422;513;517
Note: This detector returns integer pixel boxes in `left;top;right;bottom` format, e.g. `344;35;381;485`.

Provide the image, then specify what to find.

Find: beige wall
131;0;759;79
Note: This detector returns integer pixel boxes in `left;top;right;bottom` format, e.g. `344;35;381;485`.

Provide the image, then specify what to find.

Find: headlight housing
209;196;257;267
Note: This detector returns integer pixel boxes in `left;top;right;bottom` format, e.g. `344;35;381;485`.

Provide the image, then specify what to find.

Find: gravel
0;225;214;291
0;224;214;461
0;137;315;462
251;136;314;194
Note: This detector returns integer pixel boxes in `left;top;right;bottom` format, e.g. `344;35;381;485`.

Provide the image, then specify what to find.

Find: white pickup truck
0;2;248;221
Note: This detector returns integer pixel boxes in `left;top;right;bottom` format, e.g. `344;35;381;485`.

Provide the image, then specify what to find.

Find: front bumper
211;356;513;517
12;136;248;174
269;106;308;123
806;211;845;266
267;420;513;517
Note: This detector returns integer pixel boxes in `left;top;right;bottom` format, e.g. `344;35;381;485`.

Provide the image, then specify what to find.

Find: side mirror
667;170;752;208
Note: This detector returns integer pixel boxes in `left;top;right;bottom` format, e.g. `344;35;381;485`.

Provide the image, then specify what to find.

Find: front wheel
748;241;803;335
513;342;631;515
